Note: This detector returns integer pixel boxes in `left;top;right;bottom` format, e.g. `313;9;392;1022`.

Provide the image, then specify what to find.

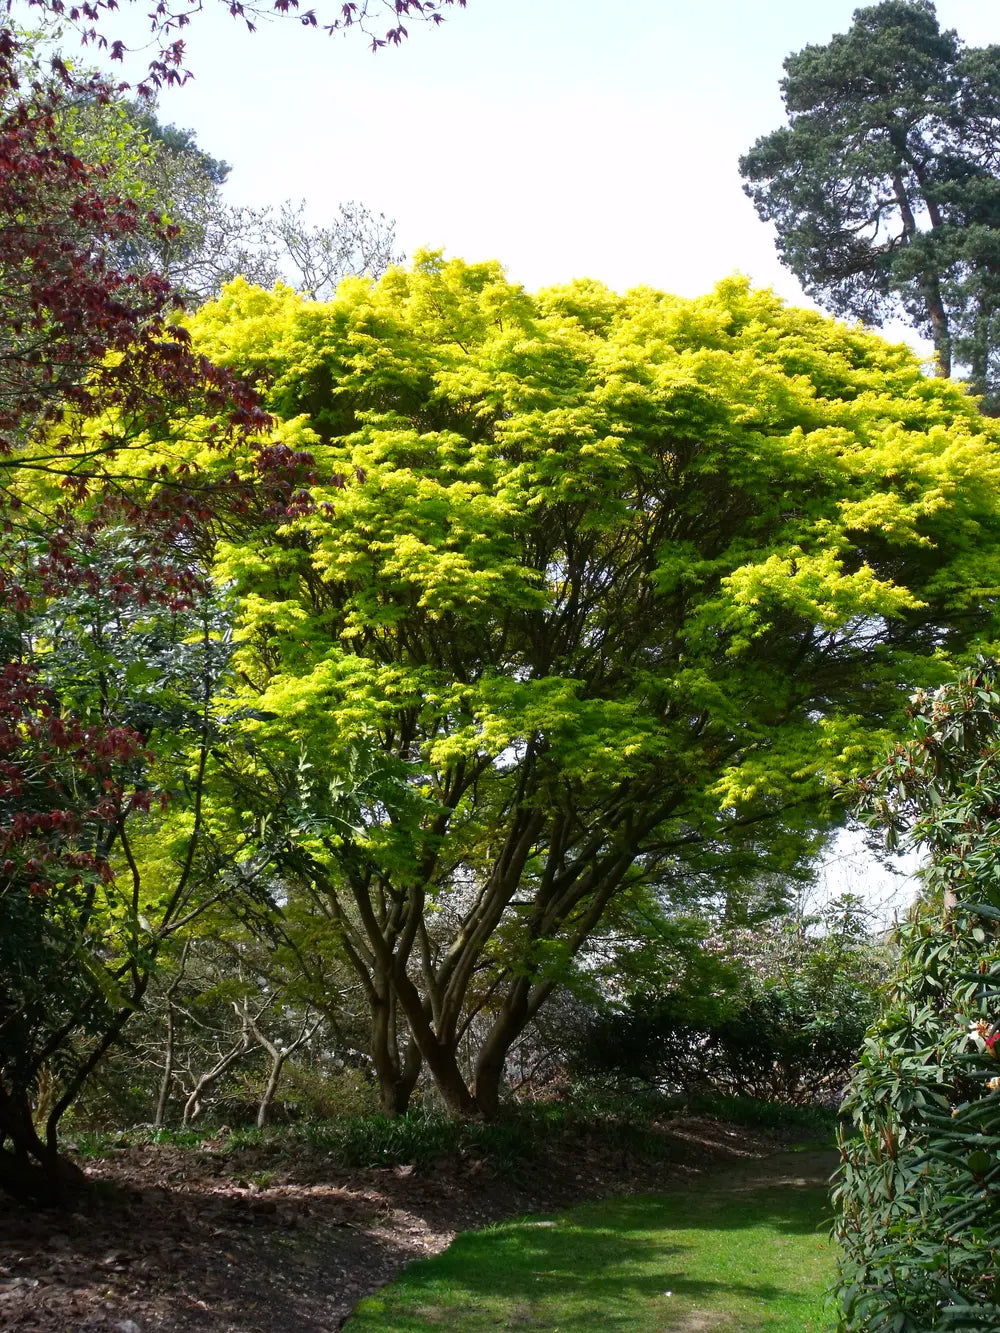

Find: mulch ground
0;1116;834;1333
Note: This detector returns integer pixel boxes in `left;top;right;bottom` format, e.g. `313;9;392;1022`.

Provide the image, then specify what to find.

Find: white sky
812;828;922;929
124;0;1000;310
65;0;994;922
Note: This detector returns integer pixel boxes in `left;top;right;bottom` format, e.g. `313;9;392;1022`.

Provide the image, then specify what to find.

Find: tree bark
389;966;477;1116
925;286;953;378
244;1009;320;1129
155;1002;177;1129
472;980;536;1118
256;1048;287;1130
371;989;422;1115
181;1030;252;1127
889;164;952;377
0;1083;85;1204
154;946;189;1127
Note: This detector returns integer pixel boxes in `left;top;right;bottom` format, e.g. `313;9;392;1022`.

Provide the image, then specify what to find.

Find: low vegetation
0;1095;834;1332
64;1091;840;1172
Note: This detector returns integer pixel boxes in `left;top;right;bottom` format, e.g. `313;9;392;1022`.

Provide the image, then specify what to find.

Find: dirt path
0;1123;838;1333
692;1147;839;1195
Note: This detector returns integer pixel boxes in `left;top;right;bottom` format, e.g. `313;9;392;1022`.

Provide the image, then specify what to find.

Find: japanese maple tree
183;259;1000;1119
21;0;466;93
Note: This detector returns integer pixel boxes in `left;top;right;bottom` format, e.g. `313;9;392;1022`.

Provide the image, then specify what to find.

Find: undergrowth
685;1092;840;1132
65;1088;838;1172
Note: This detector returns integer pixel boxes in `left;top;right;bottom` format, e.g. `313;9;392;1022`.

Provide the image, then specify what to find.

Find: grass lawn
343;1162;836;1332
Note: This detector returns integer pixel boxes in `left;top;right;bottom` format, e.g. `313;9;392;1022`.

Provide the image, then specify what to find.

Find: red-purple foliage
0;29;273;453
0;26;300;1197
0;23;264;891
0;0;451;1205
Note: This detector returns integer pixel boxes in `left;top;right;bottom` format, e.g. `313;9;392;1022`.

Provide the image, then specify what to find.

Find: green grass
344;1179;835;1332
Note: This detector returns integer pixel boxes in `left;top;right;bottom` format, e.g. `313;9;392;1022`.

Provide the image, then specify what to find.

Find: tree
740;2;1000;404
273;199;404;302
573;894;888;1105
58;86;403;304
834;663;1000;1331
0;0;452;1197
0;41;202;457
173;257;1000;1118
0;528;248;1200
68;98;403;303
0;26;291;1200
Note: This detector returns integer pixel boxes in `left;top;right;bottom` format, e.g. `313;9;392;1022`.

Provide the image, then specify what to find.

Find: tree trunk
244;1007;321;1129
154;1002;177;1128
0;1083;85;1205
388;968;478;1116
926;285;952;378
256;1050;287;1130
889;165;952;377
181;1032;251;1127
371;991;422;1115
155;941;189;1128
423;1041;477;1116
472;988;532;1119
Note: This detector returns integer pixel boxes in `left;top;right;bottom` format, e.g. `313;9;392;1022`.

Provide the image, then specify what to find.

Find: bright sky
130;0;1000;309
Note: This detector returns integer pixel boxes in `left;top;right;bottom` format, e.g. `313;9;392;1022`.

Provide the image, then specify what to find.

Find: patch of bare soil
0;1117;833;1333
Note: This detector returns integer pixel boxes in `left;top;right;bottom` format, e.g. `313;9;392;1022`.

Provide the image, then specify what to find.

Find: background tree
573;893;888;1105
171;257;1000;1119
0;0;453;1202
0;32;250;461
273;199;404;302
835;662;1000;1332
0;528;247;1200
740;1;1000;405
62;90;403;303
0;25;293;1200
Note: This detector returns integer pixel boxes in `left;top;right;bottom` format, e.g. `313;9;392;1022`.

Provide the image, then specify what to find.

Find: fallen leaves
0;1114;785;1332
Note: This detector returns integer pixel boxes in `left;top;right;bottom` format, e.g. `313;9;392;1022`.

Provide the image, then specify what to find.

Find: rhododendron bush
835;664;1000;1330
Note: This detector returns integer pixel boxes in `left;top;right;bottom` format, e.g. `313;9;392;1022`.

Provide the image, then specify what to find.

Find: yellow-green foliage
177;259;1000;813
69;254;1000;1110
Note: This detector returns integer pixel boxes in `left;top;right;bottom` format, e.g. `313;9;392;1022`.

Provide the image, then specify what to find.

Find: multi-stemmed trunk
303;780;683;1121
370;985;423;1115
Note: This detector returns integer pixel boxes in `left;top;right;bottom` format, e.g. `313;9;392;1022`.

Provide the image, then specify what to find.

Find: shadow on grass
347;1181;834;1331
600;1183;829;1234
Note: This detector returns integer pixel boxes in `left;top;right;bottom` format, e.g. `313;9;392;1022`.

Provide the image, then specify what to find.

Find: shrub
834;664;1000;1331
572;898;887;1105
